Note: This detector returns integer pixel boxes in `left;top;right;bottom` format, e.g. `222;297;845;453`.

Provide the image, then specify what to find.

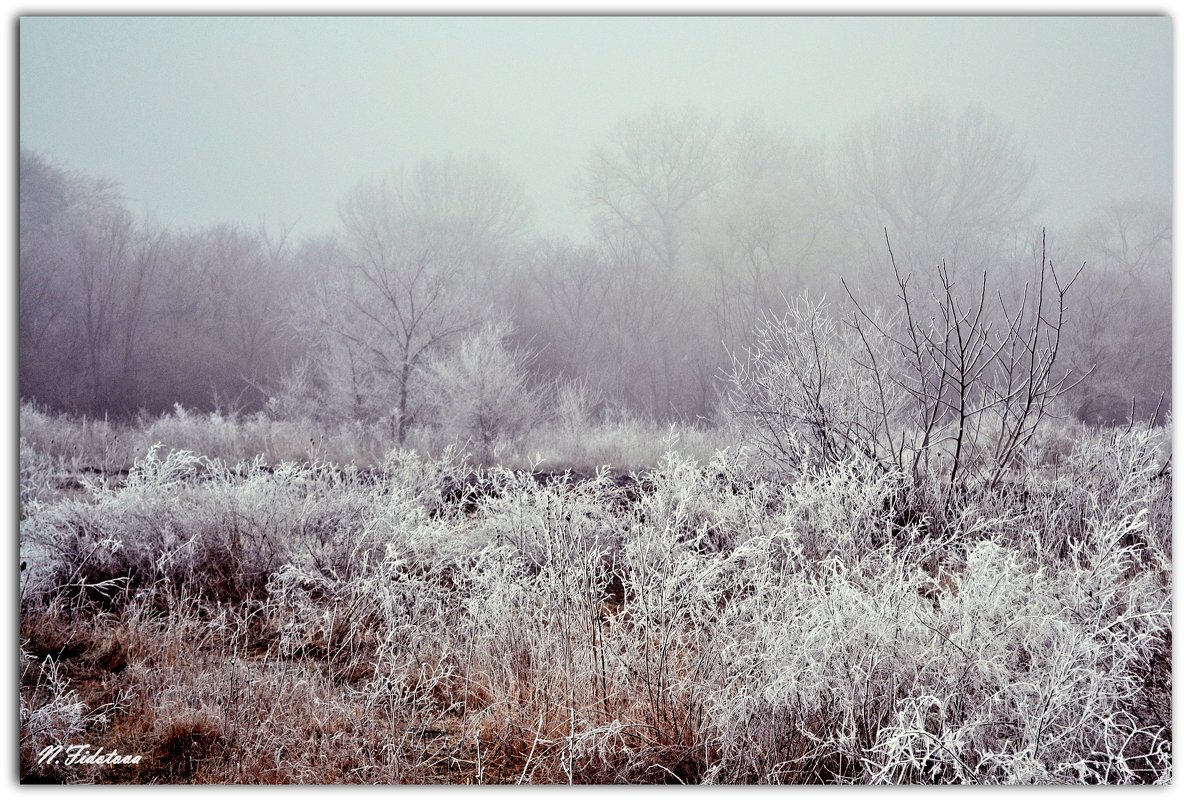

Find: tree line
19;99;1171;433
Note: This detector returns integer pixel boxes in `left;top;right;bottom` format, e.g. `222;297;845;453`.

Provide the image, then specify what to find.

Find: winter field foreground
18;404;1172;784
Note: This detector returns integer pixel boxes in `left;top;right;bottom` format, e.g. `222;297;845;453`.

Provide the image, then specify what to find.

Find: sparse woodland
19;100;1172;784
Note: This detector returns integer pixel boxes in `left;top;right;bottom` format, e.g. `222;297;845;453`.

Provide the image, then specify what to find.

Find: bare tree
112;217;166;405
73;189;135;408
303;155;530;442
705;117;837;353
19;151;176;414
834;99;1039;282
19;151;75;394
574;106;721;273
195;223;295;404
572;107;724;416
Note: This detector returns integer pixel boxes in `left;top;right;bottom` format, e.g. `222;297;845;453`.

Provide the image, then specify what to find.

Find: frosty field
18;405;1172;783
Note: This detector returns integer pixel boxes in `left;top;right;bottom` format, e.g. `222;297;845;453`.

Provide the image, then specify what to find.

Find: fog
20;16;1170;238
18;15;1172;433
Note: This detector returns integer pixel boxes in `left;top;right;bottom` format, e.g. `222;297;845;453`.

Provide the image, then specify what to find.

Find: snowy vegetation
19;394;1171;783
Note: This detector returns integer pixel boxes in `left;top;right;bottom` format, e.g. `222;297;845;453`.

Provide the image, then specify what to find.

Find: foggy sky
19;15;1172;240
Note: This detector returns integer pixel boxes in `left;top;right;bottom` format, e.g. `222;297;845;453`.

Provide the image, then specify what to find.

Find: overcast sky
19;15;1172;240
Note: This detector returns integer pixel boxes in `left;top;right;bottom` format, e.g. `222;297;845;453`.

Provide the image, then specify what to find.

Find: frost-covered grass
18;412;1172;784
18;401;728;482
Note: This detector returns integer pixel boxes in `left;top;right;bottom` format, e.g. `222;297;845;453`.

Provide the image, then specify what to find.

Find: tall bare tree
706;117;838;353
19;151;74;390
834;99;1039;283
520;239;615;382
303;154;530;441
575;106;721;273
572;107;724;416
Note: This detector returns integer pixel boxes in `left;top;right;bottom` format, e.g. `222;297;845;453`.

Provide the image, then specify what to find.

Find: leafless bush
730;232;1089;502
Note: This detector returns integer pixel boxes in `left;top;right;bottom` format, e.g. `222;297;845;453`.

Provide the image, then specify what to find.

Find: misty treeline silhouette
19;99;1170;431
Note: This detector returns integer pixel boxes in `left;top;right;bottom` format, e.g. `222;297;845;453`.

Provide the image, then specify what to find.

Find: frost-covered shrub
423;323;539;462
730;242;1086;504
24;446;402;606
727;295;883;472
551;378;605;431
19;436;55;513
